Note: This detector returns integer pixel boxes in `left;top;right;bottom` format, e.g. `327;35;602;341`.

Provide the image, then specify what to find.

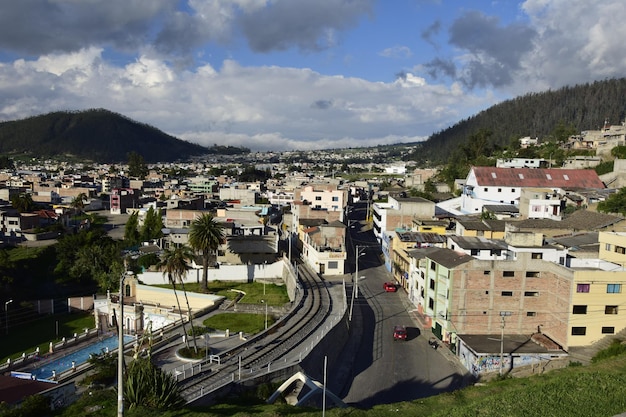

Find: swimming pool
27;335;134;380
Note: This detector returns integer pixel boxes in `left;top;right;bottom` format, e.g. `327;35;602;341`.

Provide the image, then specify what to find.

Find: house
518;188;563;220
372;196;435;243
300;220;347;275
461;166;605;214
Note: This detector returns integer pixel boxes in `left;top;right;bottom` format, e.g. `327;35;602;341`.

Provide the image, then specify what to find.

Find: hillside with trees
410;78;626;165
0;109;210;163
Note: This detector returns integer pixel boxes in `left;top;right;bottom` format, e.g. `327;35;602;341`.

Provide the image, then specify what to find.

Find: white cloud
0;47;489;151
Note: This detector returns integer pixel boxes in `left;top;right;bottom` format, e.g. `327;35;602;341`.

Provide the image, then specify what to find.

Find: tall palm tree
71;192;88;214
188;213;225;293
156;245;199;352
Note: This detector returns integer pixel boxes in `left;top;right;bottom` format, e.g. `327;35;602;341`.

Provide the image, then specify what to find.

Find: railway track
177;262;332;403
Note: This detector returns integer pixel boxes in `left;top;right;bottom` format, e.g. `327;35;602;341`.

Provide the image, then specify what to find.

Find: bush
591;339;626;363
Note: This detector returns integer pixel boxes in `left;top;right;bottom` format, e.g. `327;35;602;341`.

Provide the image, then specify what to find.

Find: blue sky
0;0;624;152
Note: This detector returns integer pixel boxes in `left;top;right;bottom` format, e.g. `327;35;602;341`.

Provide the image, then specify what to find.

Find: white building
461;167;605;214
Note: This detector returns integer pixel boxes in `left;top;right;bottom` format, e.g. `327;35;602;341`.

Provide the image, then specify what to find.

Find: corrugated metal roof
472;167;605;188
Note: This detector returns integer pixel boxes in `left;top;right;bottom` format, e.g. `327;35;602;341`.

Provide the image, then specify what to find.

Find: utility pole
499;311;511;376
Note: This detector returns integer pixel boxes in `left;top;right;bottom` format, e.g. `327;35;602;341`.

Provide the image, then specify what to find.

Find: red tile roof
471;167;605;189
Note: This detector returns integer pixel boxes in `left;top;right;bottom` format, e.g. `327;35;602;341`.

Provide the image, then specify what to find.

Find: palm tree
188;213;225;293
156;245;199;352
71;192;88;214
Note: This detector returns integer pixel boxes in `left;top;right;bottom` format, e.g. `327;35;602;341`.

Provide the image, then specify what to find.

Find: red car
383;282;398;292
393;325;407;341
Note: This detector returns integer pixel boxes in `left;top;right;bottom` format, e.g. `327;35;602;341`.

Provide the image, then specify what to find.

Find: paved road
332;202;471;408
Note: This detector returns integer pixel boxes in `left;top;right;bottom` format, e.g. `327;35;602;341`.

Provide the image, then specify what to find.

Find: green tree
124;357;184;410
11;192;37;213
611;146;626;159
0;155;15;170
127;151;148;179
188;213;225;293
124;211;141;247
70;192;88;214
140;207;163;242
598;187;626;215
156;245;197;352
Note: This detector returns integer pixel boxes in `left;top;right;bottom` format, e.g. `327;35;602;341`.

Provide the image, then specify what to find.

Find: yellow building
568;268;626;347
598;231;626;265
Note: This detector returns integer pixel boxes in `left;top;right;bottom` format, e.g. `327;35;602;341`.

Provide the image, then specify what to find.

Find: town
2;119;626;414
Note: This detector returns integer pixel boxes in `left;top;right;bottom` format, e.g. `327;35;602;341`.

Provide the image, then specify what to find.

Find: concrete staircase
567;328;626;364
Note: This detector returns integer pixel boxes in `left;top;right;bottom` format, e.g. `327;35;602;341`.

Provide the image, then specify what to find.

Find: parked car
393;325;407;341
383;282;397;292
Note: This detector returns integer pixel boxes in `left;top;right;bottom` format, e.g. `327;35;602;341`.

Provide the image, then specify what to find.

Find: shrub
591;339;626;363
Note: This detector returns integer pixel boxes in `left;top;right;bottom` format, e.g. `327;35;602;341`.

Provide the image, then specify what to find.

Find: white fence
138;260;285;285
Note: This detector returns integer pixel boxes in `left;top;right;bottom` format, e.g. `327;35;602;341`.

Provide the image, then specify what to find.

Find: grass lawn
202;313;275;334
156;280;289;306
0;311;95;363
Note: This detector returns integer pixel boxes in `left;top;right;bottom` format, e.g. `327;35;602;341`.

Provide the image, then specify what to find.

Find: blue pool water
28;335;134;380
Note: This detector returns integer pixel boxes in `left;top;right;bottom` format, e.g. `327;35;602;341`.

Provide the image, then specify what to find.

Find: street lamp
118;268;132;417
4;299;13;335
349;246;367;321
261;300;268;330
499;311;511;376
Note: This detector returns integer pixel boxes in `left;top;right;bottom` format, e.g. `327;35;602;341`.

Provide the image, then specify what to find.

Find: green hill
412;78;626;165
0;108;209;163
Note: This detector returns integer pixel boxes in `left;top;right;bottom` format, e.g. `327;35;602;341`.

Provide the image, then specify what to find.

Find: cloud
447;10;537;89
239;0;374;52
0;48;490;152
379;46;413;59
0;0;172;55
421;20;442;49
517;0;626;90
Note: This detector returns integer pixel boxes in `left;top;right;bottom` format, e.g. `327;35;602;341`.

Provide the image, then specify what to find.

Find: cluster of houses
4;121;626;378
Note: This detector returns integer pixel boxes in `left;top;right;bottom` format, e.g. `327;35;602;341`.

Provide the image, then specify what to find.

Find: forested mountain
0;109;210;163
410;78;626;165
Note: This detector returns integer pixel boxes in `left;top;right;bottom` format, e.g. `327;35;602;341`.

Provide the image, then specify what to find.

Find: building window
484;270;491;275
531;252;543;259
605;305;619;315
572;305;587;314
429;279;435;290
484;188;488;192
527;311;537;317
602;327;615;334
524;291;539;297
571;327;586;336
332;196;339;201
497;188;502;192
607;284;622;294
512;188;516;192
490;250;501;256
328;261;338;269
315;196;322;201
526;271;540;278
577;283;590;293
430;261;436;271
615;246;626;255
605;243;611;251
428;298;434;309
501;291;513;296
471;249;479;256
503;271;515;277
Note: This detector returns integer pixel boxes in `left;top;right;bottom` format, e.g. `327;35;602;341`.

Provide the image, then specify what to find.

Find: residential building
372;196;435;243
300;220;347;275
518;188;563;220
461;166;605;214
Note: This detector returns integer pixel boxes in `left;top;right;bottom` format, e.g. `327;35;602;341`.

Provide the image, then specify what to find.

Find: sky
0;1;625;153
